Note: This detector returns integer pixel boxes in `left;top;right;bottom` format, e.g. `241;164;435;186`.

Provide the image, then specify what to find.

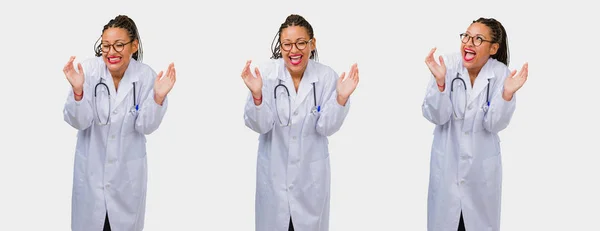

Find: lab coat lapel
114;60;140;108
292;61;318;112
468;59;495;106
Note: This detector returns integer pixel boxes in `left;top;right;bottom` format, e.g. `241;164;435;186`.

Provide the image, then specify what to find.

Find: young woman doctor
241;14;359;231
62;15;176;231
422;17;528;231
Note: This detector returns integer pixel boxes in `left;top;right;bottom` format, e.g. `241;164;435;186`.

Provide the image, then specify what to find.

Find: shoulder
130;59;158;83
308;60;338;82
487;58;510;79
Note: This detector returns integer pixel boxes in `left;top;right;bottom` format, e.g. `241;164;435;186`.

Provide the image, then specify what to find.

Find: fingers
425;47;436;63
338;72;346;83
241;60;251;78
354;65;360;84
171;63;176;83
254;67;262;80
520;62;528;80
64;56;76;74
156;71;164;82
508;69;517;79
438;55;445;68
77;63;84;75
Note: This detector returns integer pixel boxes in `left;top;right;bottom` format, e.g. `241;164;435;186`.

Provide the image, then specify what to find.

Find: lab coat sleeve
483;69;516;133
63;62;95;131
316;71;350;136
244;82;275;134
422;74;453;125
134;70;169;135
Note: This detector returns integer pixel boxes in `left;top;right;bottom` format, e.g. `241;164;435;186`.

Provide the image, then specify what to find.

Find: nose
290;43;301;53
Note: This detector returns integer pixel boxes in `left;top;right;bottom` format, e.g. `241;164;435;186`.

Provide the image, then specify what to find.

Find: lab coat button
113;110;118;114
105;183;111;188
468;105;472;110
292;136;297;140
294;111;298;116
111;135;116;140
460;179;465;185
289;184;294;190
464;132;469;135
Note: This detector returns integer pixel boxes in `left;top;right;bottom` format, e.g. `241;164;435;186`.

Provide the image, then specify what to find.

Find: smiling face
280;25;315;78
100;27;138;78
461;22;499;74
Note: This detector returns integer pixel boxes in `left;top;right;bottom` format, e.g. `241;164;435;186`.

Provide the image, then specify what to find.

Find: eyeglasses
100;40;133;53
459;33;493;47
281;39;312;52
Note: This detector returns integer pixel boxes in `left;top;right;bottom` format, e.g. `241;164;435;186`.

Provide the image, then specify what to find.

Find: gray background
0;0;598;230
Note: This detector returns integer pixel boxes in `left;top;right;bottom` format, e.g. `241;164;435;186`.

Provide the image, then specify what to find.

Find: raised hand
336;63;360;106
424;47;446;85
503;62;528;101
241;60;263;99
154;63;176;105
63;56;85;94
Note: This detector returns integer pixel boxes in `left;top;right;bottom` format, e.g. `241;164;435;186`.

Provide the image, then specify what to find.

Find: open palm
504;62;528;94
63;56;85;92
241;60;263;96
337;63;360;99
425;47;446;82
155;63;176;98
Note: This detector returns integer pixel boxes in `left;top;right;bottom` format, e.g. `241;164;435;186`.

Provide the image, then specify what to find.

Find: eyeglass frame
459;33;494;47
280;39;313;52
100;40;134;53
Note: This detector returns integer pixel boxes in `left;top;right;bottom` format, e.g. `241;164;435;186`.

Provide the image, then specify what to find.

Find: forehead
102;27;129;42
466;22;492;38
280;25;310;41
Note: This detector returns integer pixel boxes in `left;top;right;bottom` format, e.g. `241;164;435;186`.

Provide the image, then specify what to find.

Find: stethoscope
450;72;490;119
94;78;138;125
274;79;320;126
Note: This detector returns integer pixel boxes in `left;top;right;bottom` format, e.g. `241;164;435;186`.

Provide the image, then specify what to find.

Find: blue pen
317;105;321;112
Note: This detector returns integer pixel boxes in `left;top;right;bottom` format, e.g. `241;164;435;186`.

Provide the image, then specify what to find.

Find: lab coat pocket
472;106;486;132
256;154;274;211
127;156;148;198
429;147;444;194
123;109;139;135
308;155;331;211
302;112;319;137
482;154;502;191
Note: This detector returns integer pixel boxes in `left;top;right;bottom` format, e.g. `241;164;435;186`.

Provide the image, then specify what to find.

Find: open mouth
289;54;302;65
463;48;476;62
107;56;122;64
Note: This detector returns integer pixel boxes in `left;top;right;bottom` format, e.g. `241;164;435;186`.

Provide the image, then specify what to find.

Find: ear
131;39;139;54
310;37;317;52
489;42;499;55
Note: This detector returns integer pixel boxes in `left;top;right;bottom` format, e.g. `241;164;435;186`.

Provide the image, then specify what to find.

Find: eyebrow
101;39;127;43
281;38;308;42
465;32;488;39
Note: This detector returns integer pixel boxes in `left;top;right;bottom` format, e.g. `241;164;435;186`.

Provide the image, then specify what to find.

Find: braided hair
472;17;509;66
94;15;143;62
270;14;318;61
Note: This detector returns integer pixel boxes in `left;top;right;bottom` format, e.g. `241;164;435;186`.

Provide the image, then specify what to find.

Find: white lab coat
63;57;168;231
244;59;350;231
422;52;516;231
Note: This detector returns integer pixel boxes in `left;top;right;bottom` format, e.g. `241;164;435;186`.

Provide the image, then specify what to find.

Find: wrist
73;86;83;96
435;79;445;87
251;91;262;100
502;89;514;101
154;92;166;105
336;93;349;105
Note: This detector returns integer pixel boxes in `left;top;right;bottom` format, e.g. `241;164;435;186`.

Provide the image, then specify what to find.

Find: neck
467;68;481;86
